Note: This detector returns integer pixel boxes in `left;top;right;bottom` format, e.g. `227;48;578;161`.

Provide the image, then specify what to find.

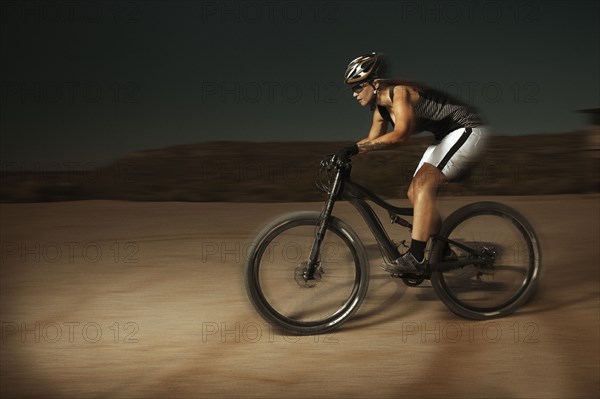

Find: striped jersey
378;84;484;140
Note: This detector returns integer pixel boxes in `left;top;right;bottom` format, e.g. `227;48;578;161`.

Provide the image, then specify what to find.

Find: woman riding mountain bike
337;52;489;275
244;53;539;333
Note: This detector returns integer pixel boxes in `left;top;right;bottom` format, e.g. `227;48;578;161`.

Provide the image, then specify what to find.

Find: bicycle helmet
344;52;382;85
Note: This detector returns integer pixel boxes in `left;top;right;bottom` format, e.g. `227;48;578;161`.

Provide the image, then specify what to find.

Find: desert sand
1;195;599;398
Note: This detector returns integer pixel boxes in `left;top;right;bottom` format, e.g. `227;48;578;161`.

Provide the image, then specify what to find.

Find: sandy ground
1;195;599;399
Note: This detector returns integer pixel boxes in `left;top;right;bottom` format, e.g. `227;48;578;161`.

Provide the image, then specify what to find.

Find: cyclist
336;52;488;275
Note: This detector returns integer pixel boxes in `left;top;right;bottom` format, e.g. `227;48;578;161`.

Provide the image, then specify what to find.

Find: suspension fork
304;167;345;279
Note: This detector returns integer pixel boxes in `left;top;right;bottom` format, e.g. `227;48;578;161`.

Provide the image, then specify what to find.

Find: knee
408;182;426;204
407;184;414;204
410;180;436;203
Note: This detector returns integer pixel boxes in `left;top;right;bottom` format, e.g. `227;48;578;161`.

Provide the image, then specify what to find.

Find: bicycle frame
246;158;540;330
304;160;490;280
342;178;416;263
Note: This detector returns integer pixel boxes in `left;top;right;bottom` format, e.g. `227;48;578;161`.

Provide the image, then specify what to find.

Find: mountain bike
244;154;541;335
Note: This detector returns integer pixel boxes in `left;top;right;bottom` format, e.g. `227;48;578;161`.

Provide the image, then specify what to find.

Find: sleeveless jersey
377;85;484;140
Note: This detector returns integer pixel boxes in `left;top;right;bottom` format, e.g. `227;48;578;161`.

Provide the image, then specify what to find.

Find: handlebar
316;154;352;194
320;154;352;172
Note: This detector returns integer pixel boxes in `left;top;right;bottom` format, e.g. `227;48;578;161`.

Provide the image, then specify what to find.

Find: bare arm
357;86;415;153
357;107;388;145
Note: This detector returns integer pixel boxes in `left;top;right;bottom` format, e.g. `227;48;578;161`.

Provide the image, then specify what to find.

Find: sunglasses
351;82;370;94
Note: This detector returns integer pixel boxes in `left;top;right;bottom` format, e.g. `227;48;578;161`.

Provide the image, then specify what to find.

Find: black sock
409;239;427;263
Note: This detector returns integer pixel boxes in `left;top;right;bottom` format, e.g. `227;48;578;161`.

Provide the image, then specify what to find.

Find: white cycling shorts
414;126;488;181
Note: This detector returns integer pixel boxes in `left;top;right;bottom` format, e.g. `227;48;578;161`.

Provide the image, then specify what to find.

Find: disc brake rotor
294;261;323;288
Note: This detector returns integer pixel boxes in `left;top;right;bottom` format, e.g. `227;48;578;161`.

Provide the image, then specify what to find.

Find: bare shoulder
391;85;420;105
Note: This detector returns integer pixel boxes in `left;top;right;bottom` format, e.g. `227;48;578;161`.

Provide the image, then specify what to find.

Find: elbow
389;130;409;145
390;121;412;144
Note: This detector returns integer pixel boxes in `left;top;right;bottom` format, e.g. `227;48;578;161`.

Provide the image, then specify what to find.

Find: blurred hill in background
1;132;599;203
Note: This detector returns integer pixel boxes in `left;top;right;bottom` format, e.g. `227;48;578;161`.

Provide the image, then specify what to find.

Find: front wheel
244;211;370;335
430;202;541;319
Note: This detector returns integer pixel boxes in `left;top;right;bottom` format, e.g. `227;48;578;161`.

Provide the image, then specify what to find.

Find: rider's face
352;82;375;106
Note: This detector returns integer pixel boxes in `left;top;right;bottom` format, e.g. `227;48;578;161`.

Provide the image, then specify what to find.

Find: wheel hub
294;261;323;288
475;246;497;277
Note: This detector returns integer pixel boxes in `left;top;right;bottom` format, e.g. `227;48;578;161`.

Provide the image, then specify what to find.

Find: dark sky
1;0;599;166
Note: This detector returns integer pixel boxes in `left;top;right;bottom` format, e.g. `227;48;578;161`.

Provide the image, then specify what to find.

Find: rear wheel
244;211;369;335
430;202;541;319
